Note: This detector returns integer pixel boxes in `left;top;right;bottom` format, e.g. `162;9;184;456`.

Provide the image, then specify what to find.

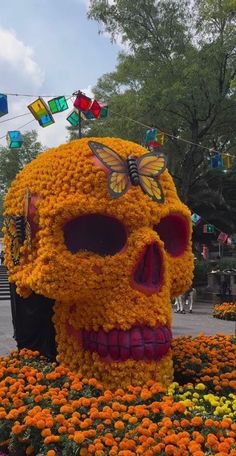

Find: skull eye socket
154;213;189;257
63;214;127;256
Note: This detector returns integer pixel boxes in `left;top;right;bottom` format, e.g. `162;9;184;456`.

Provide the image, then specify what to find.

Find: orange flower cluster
0;344;235;455
213;303;236;322
3;137;193;389
172;334;236;395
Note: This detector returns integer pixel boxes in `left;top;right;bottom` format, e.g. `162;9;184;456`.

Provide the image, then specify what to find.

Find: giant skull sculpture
3;137;193;389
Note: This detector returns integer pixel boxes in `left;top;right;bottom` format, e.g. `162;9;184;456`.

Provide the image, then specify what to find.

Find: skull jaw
54;300;173;390
56;324;173;389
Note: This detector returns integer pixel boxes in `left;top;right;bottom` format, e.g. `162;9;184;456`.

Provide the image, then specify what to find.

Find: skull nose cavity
132;243;163;294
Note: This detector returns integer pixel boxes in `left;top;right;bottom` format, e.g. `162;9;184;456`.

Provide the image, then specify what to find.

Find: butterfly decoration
88;141;167;203
4;189;32;265
4;215;25;265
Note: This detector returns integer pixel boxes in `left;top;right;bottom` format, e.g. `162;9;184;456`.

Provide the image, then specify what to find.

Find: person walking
184;287;195;313
173;295;185;313
0;250;4;265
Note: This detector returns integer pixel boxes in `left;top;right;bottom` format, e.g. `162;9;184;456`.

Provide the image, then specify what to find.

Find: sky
0;0;120;149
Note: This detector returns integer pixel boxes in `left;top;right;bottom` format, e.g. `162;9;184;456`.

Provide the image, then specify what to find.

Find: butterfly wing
139;175;164;203
137;153;166;177
4;216;21;265
10;237;21;265
109;172;129;198
137;153;166;203
88;141;127;173
88;140;129;198
4;216;16;239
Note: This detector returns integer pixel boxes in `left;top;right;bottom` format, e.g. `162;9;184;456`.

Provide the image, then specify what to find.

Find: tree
86;0;236;232
0;130;44;232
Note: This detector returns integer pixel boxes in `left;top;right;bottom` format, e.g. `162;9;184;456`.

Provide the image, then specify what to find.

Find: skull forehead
5;137;187;227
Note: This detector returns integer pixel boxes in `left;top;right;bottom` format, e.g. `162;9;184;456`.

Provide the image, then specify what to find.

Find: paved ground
0;298;235;357
0;299;16;355
173;300;235;337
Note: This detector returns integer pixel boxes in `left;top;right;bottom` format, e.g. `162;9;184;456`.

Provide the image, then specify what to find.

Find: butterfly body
88;141;167;203
15;216;25;245
127;156;139;186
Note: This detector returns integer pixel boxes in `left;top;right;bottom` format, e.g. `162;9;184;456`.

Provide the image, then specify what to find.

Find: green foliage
193;260;213;286
82;0;236;231
0;130;44;191
0;130;44;234
218;256;236;270
193;257;236;286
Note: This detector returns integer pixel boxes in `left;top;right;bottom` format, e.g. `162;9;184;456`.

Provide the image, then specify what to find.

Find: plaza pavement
0;298;235;357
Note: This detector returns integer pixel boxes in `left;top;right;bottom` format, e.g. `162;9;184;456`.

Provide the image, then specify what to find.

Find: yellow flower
195;383;206;391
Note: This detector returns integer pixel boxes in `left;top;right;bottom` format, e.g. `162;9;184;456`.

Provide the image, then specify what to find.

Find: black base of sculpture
10;284;57;361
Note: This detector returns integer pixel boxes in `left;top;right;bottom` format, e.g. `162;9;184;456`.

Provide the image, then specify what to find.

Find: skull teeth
81;325;172;361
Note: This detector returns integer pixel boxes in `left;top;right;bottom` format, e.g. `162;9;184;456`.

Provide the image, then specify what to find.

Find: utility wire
0;93;234;236
0;119;35;140
0;113;31;124
1;91;236;159
4;92;72;98
110;109;235;159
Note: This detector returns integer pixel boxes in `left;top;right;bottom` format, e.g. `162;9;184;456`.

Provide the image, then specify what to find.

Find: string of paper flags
1;90;236;243
191;213;236;246
144;127;234;169
0;91;108;148
0;91;235;171
108;111;236;167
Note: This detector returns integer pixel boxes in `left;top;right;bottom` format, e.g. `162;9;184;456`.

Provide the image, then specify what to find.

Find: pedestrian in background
184;287;195;313
0;251;4;265
173;295;185;313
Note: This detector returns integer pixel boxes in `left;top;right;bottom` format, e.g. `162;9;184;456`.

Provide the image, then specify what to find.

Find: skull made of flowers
3;137;193;389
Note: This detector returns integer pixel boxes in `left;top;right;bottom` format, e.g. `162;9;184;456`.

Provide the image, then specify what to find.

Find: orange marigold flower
41;428;52;438
191;417;203;427
165;444;177;455
44;435;60;444
74;431;85;444
12;423;24;434
36;419;46;429
207;434;218;446
114;420;125;430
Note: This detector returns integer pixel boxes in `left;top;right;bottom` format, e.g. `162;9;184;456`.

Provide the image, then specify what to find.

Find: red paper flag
90;100;101;118
217;232;228;243
74;93;91;111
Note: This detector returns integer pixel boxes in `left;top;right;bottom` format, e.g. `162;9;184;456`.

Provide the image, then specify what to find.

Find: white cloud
0;27;44;87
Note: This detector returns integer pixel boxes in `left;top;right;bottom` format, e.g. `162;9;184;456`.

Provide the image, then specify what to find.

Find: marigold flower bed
213;303;236;322
0;335;236;456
